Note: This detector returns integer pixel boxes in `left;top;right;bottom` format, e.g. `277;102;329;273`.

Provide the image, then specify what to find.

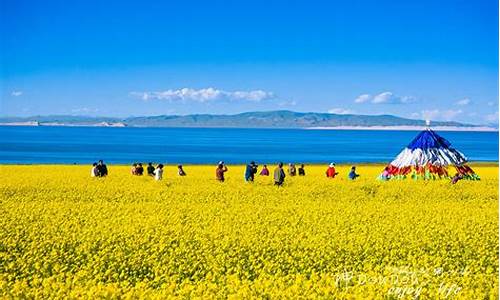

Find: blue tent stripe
407;129;452;150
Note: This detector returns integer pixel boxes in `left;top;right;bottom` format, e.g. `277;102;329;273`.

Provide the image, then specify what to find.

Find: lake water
1;126;498;164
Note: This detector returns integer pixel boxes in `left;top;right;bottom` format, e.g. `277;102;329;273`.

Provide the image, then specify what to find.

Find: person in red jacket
216;161;228;182
326;163;338;178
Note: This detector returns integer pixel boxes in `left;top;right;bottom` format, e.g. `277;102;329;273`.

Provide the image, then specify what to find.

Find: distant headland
0;110;497;131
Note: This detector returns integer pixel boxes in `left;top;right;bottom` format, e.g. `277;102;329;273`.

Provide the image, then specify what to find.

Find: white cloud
456;98;470;106
328;108;354;114
130;87;275;103
11;91;23;97
354;94;371;103
71;107;99;114
354;91;415;104
487;101;497;107
420;109;463;122
371;92;395;104
485;111;499;123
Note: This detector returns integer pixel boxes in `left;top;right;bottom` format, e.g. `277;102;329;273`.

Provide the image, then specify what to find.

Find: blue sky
1;0;498;124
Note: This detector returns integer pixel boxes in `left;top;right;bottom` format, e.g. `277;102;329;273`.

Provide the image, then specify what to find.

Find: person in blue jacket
244;161;258;182
348;166;360;180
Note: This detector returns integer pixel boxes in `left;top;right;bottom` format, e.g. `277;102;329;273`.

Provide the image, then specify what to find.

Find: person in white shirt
91;162;98;177
154;164;164;181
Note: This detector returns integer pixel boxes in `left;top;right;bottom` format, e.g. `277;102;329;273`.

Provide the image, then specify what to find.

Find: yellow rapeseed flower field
0;164;498;299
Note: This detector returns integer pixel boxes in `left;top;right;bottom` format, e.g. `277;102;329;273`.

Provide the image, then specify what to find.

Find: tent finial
425;119;431;128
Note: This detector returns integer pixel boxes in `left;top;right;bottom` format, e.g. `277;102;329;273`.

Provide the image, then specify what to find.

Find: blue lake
1;126;498;164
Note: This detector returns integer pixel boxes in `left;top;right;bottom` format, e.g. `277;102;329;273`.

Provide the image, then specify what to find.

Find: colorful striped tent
380;127;480;180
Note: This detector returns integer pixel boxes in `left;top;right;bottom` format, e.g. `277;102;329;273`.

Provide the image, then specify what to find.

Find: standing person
96;160;108;177
348;166;360;180
147;162;155;176
244;161;258;182
136;163;144;175
154;164;164;181
90;162;98;177
298;164;305;176
326;163;338;178
274;162;286;186
260;164;270;176
288;163;297;176
216;161;228;182
131;163;138;175
178;165;186;176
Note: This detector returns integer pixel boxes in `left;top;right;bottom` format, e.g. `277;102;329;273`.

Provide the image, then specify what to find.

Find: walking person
131;163;138;175
288;163;297;176
177;165;186;176
90;162;98;177
96;160;108;177
136;163;144;175
154;164;164;181
274;162;286;186
216;161;228;182
244;161;258;182
298;164;305;176
147;162;155;176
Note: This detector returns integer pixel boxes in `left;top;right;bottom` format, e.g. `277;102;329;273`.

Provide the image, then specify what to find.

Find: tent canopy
382;128;478;180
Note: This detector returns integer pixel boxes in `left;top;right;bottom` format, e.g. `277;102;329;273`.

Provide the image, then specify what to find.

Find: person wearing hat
244;161;258;182
326;162;338;178
216;161;228;182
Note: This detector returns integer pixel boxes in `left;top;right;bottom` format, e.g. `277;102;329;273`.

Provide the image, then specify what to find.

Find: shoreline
0;123;497;132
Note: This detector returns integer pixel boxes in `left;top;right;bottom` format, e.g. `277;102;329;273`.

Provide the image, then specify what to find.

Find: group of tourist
129;162;186;181
90;160;108;177
91;160;361;186
90;160;475;185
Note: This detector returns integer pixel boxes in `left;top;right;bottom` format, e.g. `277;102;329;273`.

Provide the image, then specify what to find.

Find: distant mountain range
0;110;494;130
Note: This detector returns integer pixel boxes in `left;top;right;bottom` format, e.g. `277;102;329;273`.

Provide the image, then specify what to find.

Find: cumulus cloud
328;108;354;114
354;91;415;104
354;94;371;103
420;109;463;122
456;98;470;106
11;91;23;97
130;87;275;103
